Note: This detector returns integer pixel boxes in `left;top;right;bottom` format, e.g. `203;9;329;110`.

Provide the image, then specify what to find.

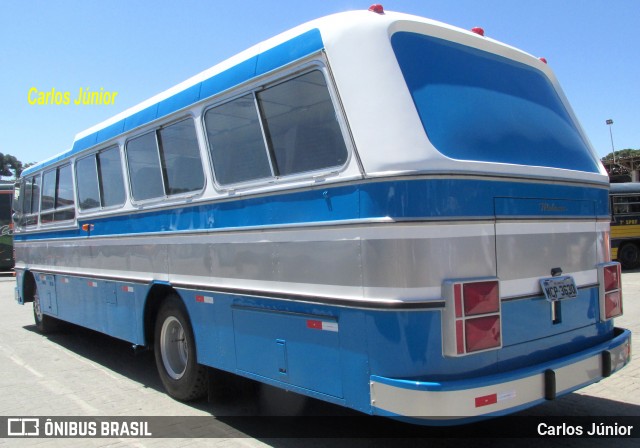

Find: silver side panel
15;220;604;303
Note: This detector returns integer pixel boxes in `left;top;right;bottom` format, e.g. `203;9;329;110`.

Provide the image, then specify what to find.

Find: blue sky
1;0;637;167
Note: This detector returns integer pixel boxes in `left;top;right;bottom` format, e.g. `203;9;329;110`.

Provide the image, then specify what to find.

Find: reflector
603;264;620;292
463;281;499;316
605;290;623;319
442;278;502;356
465;315;501;352
598;262;623;321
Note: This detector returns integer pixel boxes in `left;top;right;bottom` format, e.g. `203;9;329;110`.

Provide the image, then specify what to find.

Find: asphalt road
0;271;638;448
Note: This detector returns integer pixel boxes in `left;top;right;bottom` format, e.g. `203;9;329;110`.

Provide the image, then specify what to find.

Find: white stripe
496;221;595;235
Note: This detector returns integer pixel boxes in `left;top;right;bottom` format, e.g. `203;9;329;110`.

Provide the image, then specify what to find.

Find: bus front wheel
618;243;640;270
32;282;55;333
154;294;207;401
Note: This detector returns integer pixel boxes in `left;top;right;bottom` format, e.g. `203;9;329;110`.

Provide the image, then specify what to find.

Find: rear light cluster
598;262;623;320
442;279;502;357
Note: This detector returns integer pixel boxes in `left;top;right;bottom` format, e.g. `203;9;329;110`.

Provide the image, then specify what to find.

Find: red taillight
463;281;499;316
443;279;502;356
465;315;501;352
605;291;623;319
603;264;620;292
598;262;623;320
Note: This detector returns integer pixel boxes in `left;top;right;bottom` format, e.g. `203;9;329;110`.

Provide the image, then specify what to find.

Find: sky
1;0;638;168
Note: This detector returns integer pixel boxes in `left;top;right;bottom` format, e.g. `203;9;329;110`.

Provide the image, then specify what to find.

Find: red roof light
369;4;384;14
471;27;485;36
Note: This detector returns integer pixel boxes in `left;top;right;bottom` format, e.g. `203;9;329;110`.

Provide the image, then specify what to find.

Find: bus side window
97;147;126;208
40;165;76;223
158;119;204;195
127;132;165;201
12;180;23;228
77;155;101;210
41;170;56;213
613;195;640;216
205;94;273;186
77;146;126;211
25;176;40;226
127;119;205;200
257;70;348;177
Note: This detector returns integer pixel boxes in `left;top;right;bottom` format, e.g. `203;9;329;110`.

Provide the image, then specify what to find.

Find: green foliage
0;153;22;179
602;148;640;161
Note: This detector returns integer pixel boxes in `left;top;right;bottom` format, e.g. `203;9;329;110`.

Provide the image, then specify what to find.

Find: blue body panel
33;274;146;344
16;176;618;418
14;178;609;243
26;271;618;417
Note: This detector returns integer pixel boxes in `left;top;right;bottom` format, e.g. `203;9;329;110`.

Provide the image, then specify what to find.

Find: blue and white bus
13;5;631;422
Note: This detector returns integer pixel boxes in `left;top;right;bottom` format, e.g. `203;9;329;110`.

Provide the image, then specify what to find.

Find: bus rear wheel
154;294;207;401
619;243;640;270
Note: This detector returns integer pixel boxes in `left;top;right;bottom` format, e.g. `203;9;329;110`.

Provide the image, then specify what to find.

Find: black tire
154;294;207;401
618;243;640;270
32;282;56;333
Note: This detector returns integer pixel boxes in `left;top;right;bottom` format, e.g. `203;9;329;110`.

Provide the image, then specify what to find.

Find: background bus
610;182;640;269
12;6;630;423
0;181;14;271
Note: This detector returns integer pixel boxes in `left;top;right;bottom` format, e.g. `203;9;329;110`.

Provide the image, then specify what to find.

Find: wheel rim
160;316;188;380
33;290;43;322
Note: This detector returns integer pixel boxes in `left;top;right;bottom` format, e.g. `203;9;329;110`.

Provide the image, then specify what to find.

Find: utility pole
606;119;616;164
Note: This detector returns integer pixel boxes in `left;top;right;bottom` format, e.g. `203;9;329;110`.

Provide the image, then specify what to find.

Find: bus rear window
391;32;600;173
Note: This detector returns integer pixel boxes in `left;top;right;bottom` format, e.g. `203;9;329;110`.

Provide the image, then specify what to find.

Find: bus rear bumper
370;327;631;422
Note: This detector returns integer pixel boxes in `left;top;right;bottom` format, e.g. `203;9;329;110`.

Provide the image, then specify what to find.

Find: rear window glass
391;32;600;173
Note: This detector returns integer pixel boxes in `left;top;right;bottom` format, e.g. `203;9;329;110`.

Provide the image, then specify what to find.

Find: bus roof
610;182;640;194
22;8;541;178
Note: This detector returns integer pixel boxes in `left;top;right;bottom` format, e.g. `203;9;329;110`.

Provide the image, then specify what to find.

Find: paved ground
0;271;638;447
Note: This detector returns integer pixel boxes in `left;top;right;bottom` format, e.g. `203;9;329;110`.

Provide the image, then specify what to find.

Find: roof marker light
369;4;384;14
471;27;485;36
539;57;548;64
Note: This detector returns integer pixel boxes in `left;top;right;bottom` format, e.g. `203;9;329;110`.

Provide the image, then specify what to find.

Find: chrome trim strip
16;267;446;311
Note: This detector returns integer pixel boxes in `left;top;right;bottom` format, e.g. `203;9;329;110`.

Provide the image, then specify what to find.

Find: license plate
539;275;578;302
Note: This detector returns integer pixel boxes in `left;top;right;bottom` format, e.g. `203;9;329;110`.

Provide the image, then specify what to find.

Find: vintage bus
0;182;14;270
610;182;640;269
12;5;630;422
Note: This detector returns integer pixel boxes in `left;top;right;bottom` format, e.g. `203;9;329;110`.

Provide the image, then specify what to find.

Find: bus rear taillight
443;279;502;357
598;262;623;320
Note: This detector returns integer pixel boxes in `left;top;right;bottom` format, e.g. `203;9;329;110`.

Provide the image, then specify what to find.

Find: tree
602;148;640;161
0;153;30;179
